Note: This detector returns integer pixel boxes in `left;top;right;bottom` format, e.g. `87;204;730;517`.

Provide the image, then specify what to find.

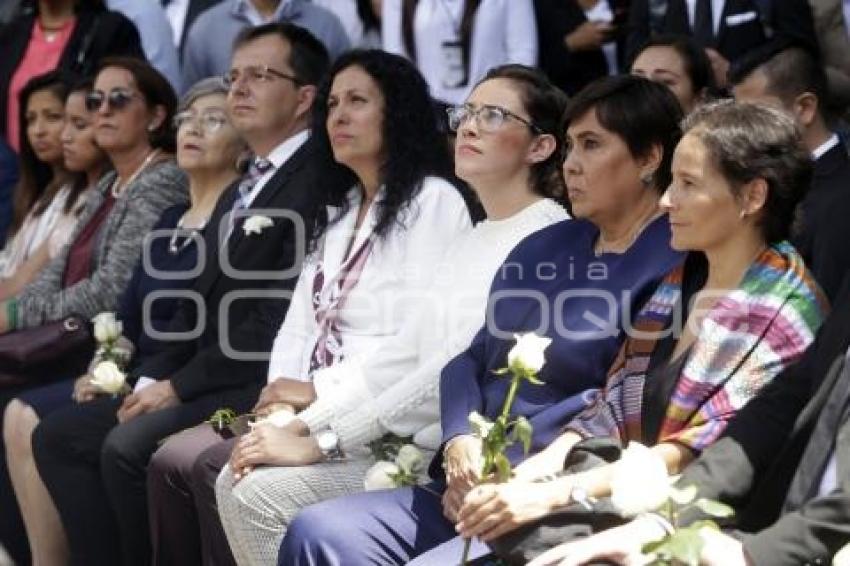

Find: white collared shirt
685;0;726;35
382;0;537;105
164;0;190;47
244;129;310;208
813;134;840;161
234;0;294;25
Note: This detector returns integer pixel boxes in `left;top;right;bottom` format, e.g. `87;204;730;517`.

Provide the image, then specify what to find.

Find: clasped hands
229;377;321;482
441;434;562;543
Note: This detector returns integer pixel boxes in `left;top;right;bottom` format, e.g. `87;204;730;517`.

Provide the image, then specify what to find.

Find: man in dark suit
731;41;850;302
519;272;850;566
29;23;337;566
625;0;817;86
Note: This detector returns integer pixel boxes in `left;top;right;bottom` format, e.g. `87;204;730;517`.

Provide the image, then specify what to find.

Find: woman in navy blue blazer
279;75;687;566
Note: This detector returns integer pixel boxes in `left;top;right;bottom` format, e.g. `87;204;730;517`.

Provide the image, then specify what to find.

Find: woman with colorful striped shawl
446;101;829;563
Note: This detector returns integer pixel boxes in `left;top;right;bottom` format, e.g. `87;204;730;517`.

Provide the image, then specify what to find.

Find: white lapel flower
242;215;274;236
610;441;671;517
89;360;127;395
508;332;552;373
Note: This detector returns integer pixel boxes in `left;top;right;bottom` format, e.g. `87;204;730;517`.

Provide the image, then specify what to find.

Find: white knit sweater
298;198;570;452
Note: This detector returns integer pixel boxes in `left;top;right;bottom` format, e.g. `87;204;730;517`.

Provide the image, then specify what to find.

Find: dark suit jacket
533;0;620;95
625;0;817;64
792;140;850;303
0;5;145;138
132;137;332;404
678;272;850;566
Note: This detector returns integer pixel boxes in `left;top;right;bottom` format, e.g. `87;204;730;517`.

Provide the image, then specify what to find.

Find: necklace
168;212;208;255
594;210;661;257
110;149;161;198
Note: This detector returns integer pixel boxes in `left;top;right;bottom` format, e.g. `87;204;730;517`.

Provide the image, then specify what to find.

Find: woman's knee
3;399;39;456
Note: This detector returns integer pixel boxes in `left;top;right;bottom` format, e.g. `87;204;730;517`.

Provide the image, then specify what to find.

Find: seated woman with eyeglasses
209;63;571;566
279;75;687;566
2;76;246;566
0;57;191;564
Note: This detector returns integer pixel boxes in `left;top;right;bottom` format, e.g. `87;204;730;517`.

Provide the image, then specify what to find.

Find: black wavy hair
311;49;454;240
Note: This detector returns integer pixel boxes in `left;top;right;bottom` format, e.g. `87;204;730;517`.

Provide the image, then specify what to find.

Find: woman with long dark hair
279;74;688;566
0;75;110;300
142;48;472;566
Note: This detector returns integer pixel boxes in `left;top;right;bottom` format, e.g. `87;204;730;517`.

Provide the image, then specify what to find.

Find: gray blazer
15;160;188;328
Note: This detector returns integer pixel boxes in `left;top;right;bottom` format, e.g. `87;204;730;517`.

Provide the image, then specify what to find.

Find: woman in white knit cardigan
214;64;571;566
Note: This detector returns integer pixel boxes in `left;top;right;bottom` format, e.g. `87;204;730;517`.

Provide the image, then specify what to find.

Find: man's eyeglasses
84;88;140;112
223;65;302;89
447;104;543;134
173;110;229;134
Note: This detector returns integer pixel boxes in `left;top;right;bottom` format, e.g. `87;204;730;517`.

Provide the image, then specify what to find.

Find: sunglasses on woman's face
85;88;139;112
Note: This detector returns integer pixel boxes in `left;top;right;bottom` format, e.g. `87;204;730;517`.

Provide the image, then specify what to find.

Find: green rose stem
460;364;531;565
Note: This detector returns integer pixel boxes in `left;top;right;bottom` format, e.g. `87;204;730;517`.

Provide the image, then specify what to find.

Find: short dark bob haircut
682;99;811;244
563;75;683;193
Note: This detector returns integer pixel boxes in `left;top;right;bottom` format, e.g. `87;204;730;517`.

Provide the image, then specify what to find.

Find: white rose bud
90;361;127;395
395;444;424;474
468;411;495;439
508;333;552;373
92;312;122;343
363;461;401;491
610;441;670;517
834;542;850;566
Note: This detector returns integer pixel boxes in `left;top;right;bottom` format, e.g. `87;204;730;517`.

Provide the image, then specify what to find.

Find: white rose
92;312;122;344
395;444;424;474
508;333;552;373
263;408;295;428
468;411;495;439
243;215;274;236
835;542;850;566
363;461;401;491
610;441;670;517
89;361;127;395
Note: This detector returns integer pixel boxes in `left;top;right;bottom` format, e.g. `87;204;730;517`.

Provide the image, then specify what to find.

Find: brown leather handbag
0;315;94;388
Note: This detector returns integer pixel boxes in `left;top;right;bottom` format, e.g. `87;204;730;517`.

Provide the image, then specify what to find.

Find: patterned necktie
227;157;273;237
693;0;715;47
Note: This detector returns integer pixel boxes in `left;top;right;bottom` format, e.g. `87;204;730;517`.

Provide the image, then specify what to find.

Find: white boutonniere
243;215;274;236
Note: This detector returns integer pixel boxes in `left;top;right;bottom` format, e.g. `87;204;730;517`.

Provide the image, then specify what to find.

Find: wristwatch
315;429;343;460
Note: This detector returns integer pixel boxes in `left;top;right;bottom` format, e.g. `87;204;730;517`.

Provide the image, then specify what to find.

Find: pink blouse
6;18;76;152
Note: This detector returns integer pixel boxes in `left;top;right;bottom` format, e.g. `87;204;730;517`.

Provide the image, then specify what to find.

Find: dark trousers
32;389;256;566
147;423;237;566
